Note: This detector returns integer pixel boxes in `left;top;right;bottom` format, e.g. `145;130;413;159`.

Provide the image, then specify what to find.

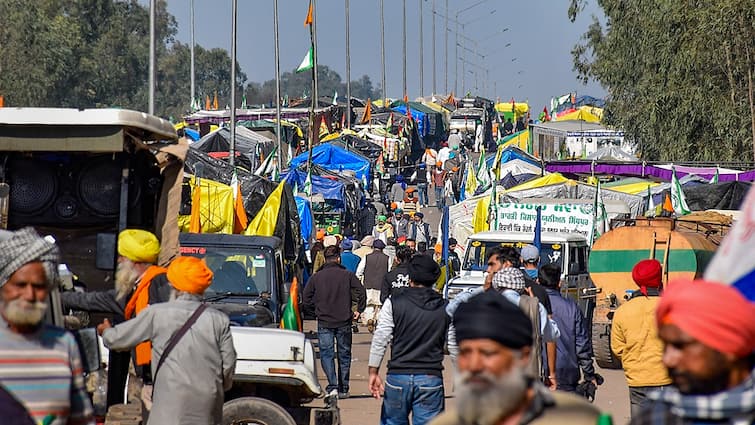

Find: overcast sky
159;0;605;110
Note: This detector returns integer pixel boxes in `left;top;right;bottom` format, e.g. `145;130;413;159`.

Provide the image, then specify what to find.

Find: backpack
518;294;543;380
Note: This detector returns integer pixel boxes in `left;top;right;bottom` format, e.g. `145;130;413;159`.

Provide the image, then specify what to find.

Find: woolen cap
454;291;533;349
408;254;441;285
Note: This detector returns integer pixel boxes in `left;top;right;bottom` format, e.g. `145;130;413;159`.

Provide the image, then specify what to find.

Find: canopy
486;145;541;170
391;104;430;137
555;106;604;123
288;142;370;182
586;145;638;161
546;161;755;182
504;173;569;192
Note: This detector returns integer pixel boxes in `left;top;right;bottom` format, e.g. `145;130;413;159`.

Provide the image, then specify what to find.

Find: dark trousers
629;385;669;418
318;324;353;393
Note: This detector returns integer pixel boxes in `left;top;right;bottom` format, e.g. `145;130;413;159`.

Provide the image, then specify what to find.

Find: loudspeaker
5;151;161;228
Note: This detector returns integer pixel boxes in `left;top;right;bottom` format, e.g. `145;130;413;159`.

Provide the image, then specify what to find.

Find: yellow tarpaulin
555;106;603;123
320;128;358;142
472;197;491;233
245;180;285;237
495;102;529;115
608;181;660;195
178;177;235;234
505;173;568;192
500;129;530;151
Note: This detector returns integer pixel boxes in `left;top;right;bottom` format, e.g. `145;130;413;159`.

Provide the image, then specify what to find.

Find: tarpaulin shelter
182;148;301;261
192;126;275;172
603;178;660;195
586;145;637;161
295;196;315;248
683;181;752;211
486;145;541;169
495;102;529;121
288;142;370;183
499;130;531;151
391;103;430;138
555;105;604;123
545;162;755;182
391;101;448;147
328;133;383;163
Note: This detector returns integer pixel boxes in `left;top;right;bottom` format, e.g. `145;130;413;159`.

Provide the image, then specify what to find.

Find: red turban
167;256;214;295
632;259;663;296
656;279;755;357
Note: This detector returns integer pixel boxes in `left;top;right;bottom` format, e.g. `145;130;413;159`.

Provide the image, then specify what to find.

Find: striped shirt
0;316;94;425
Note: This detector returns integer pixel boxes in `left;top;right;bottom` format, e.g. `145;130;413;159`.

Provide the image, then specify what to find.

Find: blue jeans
417;183;428;207
381;374;444;425
317;324;352;393
434;187;444;210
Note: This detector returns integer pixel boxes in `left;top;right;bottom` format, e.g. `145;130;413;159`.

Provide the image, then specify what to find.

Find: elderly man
98;256;236;425
369;255;448;425
630;279;755;425
62;229;170;406
431;291;600;425
611;259;671;417
0;228;94;425
357;240;390;331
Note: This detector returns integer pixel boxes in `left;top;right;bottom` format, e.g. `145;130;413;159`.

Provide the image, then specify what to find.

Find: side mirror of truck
73;327;101;374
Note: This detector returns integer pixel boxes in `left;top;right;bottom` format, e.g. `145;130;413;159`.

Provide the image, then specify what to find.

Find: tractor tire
592;321;622;369
223;397;297;425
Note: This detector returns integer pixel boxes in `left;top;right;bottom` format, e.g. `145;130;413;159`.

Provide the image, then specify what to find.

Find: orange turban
167;256;214;295
657;279;755;357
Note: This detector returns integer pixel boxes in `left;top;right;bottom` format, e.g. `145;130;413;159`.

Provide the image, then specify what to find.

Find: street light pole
148;0;155;114
229;0;237;167
345;0;351;128
432;0;436;95
190;0;195;108
402;0;407;99
274;0;282;163
380;0;386;103
419;0;424;97
444;0;448;93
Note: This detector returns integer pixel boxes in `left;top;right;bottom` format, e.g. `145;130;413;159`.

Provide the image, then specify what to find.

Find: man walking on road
631;279;755;425
539;264;598;393
431;291;600;425
99;256;236;425
369;255;448;425
409;212;432;246
0;228;94;425
432;162;447;211
303;246;366;398
357;239;390;330
380;246;413;303
611;259;671;417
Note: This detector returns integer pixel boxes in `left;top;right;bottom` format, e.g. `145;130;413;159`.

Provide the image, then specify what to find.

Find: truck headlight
446;287;464;300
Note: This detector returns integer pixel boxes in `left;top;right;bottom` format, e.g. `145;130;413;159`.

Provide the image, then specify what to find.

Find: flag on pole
476;154;491;188
280;277;302;331
360;99;372;124
304;0;313;26
255;145;279;176
189;176;202;233
332;91;338;105
670;166;691;215
591;179;608;245
231;172;249;233
318;115;329;137
646;186;656;217
304;167;313;196
246;181;286;237
241;94;248;109
709;167;719;184
205;95;211;110
296;46;314;73
533;206;542;251
488;183;499;230
465;160;478;198
213;91;219;110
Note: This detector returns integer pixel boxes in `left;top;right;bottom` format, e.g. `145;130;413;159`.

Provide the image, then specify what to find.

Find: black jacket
61;273;172;319
387;287;449;376
303;262;366;328
380;263;411;303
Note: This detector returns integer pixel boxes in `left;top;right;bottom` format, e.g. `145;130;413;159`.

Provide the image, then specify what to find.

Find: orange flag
213;91;219;110
663;193;674;213
205;95;211;110
360;99;372;124
445;92;455;105
0;95;4;108
189;179;202;233
304;0;313;26
233;184;248;233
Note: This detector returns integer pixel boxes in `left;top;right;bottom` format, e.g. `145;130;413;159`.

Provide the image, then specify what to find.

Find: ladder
650;231;671;284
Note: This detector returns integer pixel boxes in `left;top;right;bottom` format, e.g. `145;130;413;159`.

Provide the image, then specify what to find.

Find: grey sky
161;0;605;111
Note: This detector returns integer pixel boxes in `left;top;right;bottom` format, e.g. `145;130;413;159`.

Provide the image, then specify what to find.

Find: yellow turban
118;229;160;264
167;256;214;295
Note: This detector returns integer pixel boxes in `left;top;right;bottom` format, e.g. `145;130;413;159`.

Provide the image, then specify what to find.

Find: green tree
569;0;755;162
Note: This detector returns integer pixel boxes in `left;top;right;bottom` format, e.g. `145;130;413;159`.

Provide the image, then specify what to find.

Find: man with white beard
61;229;170;406
0;227;94;425
430;291;601;425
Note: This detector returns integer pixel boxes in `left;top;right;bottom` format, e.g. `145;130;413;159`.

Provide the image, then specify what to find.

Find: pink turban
657;279;755;357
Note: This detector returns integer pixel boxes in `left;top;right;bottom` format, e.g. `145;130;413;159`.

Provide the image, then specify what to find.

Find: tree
569;0;755;162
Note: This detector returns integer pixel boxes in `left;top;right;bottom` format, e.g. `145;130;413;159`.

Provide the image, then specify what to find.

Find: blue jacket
340;251;361;274
545;288;596;390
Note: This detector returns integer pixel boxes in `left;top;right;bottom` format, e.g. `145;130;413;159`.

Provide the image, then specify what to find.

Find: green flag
296;46;314;73
671;166;691;215
591;180;608;245
304;167;313;196
241;94;248;109
709;167;719;184
280;278;302;331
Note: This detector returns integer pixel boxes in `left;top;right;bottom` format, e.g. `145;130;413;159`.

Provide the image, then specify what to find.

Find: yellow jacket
611;294;672;387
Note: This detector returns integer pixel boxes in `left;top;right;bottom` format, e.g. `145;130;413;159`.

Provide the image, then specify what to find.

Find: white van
444;231;592;308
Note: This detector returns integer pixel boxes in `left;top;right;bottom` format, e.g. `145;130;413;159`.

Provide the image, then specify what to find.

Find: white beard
115;260;141;300
455;365;529;425
1;298;48;327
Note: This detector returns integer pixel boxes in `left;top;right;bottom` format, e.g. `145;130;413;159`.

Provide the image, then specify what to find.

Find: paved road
304;320;631;424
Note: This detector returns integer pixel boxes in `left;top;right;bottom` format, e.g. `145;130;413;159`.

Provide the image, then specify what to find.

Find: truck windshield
181;247;272;296
464;240;565;272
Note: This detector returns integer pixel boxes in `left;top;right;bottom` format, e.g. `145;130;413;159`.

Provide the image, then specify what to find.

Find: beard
115;259;141;300
1;298;48;327
455;365;530;425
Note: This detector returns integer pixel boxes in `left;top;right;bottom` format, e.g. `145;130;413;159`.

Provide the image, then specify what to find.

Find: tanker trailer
587;217;719;369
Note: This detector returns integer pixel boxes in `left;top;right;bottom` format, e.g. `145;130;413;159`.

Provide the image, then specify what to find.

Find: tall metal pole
454;17;459;96
274;0;282;165
148;0;155;114
312;0;319;104
419;0;424;97
402;0;407;99
345;0;352;128
380;0;386;103
190;0;195;108
444;0;448;93
229;0;237;167
432;0;436;95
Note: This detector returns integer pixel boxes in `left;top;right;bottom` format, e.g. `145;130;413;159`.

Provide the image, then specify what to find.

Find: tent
192;126;275;171
486;145;541;170
683;181;752;211
288;142;370;183
391;103;430;138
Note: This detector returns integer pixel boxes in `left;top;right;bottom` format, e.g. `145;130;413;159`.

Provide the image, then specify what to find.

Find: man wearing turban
0;227;94;425
430;291;601;425
630;279;755;424
61;228;172;406
611;259;671;418
98;256;236;425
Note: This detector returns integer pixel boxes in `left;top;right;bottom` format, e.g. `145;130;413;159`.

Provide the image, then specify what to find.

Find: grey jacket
102;294;236;425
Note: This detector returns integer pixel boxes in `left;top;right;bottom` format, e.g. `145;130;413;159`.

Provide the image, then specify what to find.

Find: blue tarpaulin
391;104;430;137
486;145;541;169
282;168;346;209
289;143;370;183
295;196;314;248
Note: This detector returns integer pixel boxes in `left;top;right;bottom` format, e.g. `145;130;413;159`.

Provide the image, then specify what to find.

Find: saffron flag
189;177;202;233
360;99;372;124
205;95;211;110
280;277;302;331
213;91;219;110
662;193;674;214
231;172;248;234
245;180;285;237
670;166;691;215
304;0;313;26
296;46;314;73
319;115;329;137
